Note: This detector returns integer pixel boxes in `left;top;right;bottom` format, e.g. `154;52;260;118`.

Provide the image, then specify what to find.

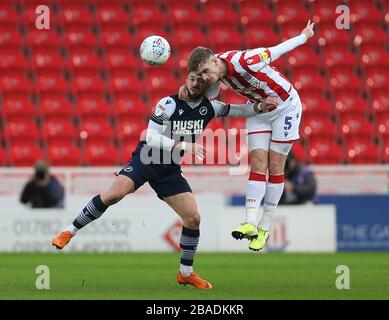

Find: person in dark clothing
20;160;65;208
280;152;317;205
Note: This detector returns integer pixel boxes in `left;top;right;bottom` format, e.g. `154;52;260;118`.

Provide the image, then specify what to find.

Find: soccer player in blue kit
52;71;278;289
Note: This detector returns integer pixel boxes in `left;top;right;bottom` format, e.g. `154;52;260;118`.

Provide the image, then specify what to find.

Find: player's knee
185;212;201;229
268;159;285;175
250;155;267;173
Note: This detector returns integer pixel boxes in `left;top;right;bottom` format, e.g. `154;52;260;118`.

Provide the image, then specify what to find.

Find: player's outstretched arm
268;20;315;62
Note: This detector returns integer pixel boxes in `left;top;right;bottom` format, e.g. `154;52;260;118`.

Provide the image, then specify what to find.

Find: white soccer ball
140;35;171;66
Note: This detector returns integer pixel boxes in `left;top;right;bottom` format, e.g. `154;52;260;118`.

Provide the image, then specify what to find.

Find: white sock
180;264;193;276
258;174;285;231
245;172;266;226
64;223;79;236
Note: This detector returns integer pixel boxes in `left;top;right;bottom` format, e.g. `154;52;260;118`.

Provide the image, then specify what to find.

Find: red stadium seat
0;50;28;71
307;140;343;164
131;4;165;28
381;137;389;163
42;119;78;143
359;44;389;68
64;27;98;48
96;4;128;26
120;141;140;164
333;92;368;118
133;28;170;50
301;117;337;141
72;71;105;94
0;5;19;25
104;49;137;71
173;27;207;48
354;23;387;46
291;141;305;162
299;92;331;117
209;27;242;51
240;2;273;26
114;94;148;118
100;28;132;48
77;96;111;120
109;72;142;94
47;143;81;166
276;2;310;24
0;148;7;166
376;115;389;138
168;3;202;27
2;95;36;121
292;69;326;91
312;0;338;23
339;116;375;142
31;49;65;71
350;1;383;24
365;68;389;91
280;22;304;41
27;29;62;49
328;68;362;92
323;46;357;68
344;140;379;164
146;72;179;93
317;22;351;46
68;50;101;71
203;4;239;27
0;28;23;48
0;72;32;94
84;142;119;166
59;4;94;26
8;143;44;167
35;72;68;94
4;119;40;143
79;119;114;143
23;4;56;28
116;119;147;143
371;91;389;116
287;47;321;69
40;95;74;120
245;26;279;48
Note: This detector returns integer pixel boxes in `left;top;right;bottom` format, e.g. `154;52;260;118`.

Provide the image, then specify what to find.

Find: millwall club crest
199;106;207;115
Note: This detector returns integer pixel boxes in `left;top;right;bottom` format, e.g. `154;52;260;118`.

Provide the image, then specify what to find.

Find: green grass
0;252;388;300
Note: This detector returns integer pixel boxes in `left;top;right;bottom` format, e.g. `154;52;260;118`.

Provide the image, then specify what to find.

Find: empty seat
323;46;357;68
84;142;119;166
301;117;337;141
68;50;101;71
104;49;138;71
245;26;279;48
31;49;65;71
173;27;207;48
42;119;78;143
114;94;148;118
77;95;111;119
354;23;387;46
96;4;128;26
8;143;44;167
64;27;98;48
40;95;74;120
312;0;338;23
47;143;81;166
376;115;389;138
345;140;379;164
109;72;142;94
0;72;32;94
168;3;202;27
276;2;310;24
204;4;239;27
0;50;28;71
333;92;368;118
359;44;389;68
328;68;362;91
209;27;242;51
0;5;19;25
132;4;165;28
350;1;383;23
292;69;326;91
59;4;94;26
380;137;389;163
0;28;23;48
27;29;62;49
317;22;351;46
2;95;36;120
0;148;7;166
292;141;305;162
307;140;343;164
72;71;105;94
240;2;273;26
371;91;389;116
146;72;180;92
79;119;114;142
35;72;68;94
100;27;132;48
287;47;321;69
365;68;389;91
4;119;40;143
339;115;375;141
300;92;331;117
116;119;147;143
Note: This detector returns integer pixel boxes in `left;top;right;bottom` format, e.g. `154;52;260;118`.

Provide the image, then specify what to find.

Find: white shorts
246;88;302;154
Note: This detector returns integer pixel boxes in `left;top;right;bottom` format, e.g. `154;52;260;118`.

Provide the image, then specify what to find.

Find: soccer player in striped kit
52;71;277;289
182;21;315;251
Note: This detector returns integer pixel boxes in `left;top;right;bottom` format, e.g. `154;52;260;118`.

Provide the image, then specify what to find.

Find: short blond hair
188;47;214;73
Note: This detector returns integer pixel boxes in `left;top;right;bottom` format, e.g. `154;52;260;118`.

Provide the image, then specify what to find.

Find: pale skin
183;20;315;176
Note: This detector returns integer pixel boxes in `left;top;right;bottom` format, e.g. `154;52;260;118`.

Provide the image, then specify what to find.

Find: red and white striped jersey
216;48;293;102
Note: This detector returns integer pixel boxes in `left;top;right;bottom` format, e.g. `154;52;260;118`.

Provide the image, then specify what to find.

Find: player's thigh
247;132;271;173
163;192;200;227
100;174;135;205
268;148;289;175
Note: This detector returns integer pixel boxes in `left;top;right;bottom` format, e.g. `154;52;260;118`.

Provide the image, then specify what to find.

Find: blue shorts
115;148;192;200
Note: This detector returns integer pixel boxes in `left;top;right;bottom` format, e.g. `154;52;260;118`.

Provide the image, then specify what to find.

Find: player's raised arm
267;20;315;62
211;97;280;118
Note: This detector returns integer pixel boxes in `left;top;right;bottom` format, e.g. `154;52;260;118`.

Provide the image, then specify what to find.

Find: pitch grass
0;252;388;300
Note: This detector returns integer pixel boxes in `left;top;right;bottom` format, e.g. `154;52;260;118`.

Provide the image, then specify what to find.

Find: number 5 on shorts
284;116;292;130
